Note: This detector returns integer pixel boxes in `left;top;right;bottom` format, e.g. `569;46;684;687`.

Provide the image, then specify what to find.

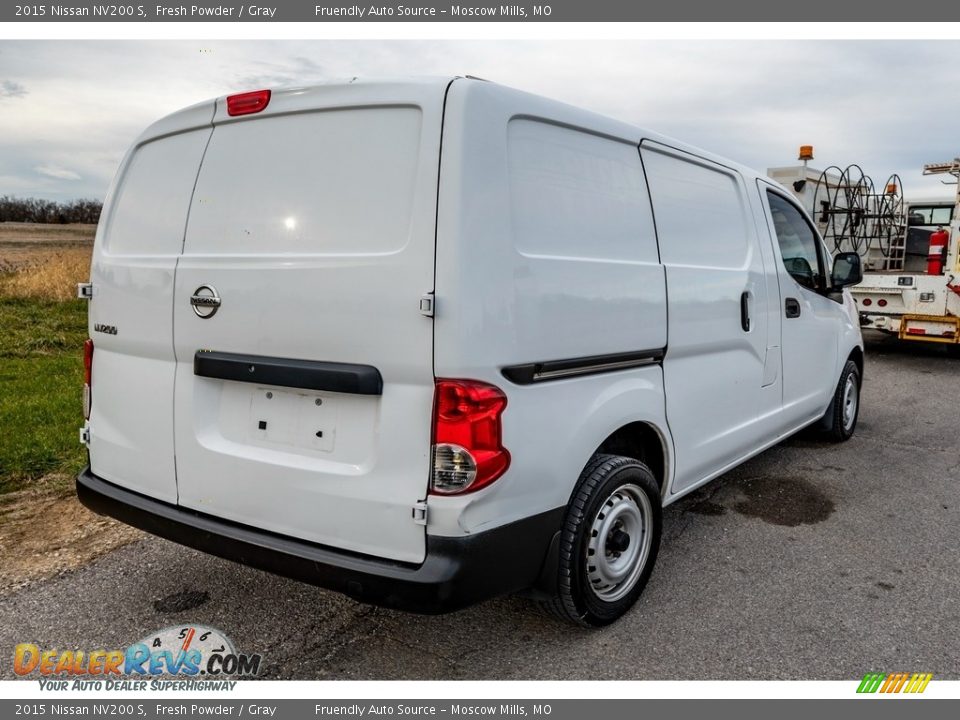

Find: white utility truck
770;152;960;345
77;78;864;626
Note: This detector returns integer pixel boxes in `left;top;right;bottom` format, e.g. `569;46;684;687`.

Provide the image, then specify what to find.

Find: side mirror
831;252;863;289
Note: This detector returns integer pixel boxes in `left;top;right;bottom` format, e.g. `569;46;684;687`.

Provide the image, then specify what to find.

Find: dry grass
0;222;96;244
0;247;92;301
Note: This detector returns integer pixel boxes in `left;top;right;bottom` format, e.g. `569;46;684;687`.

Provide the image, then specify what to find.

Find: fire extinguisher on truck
927;226;949;276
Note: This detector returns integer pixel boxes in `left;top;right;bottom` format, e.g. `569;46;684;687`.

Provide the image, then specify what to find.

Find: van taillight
83;339;93;420
430;379;510;495
226;89;271;116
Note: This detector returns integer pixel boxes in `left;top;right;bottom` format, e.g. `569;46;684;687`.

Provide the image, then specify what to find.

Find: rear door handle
785;297;801;318
740;291;751;332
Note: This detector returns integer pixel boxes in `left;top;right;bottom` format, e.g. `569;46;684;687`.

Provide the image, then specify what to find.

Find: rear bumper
77;467;562;614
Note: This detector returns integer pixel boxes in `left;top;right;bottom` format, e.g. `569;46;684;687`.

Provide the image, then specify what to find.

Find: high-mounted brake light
83;339;94;420
430;379;510;495
226;89;271;117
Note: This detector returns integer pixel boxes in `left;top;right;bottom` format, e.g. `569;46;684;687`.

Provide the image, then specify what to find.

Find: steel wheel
541;454;662;627
842;373;859;433
822;358;861;442
585;483;653;603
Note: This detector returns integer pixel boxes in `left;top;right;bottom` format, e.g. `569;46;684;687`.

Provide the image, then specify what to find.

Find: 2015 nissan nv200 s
77;77;864;626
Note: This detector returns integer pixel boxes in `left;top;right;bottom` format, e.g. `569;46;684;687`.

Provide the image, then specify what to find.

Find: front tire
543;454;662;627
823;359;861;442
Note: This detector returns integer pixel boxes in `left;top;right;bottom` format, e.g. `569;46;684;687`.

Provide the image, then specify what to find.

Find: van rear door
87;103;213;504
172;83;445;563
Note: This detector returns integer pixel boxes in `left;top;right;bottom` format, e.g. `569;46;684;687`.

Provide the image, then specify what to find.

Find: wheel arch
848;345;864;380
593;421;670;498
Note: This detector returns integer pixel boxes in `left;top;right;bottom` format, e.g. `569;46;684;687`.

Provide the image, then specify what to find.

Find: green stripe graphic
857;672;886;693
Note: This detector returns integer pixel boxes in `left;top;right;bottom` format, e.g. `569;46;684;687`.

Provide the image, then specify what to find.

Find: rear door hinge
412;500;428;525
79;424;91;446
77;282;94;300
419;292;435;317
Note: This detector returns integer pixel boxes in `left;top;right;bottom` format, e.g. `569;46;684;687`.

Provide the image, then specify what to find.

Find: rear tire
823;359;861;442
542;454;661;627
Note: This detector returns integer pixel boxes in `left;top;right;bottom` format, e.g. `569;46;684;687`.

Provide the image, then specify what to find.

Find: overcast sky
0;40;958;202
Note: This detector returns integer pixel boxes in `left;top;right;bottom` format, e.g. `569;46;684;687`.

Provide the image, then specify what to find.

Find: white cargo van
78;77;864;626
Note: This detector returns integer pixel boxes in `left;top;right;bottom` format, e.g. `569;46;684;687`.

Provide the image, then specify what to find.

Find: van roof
136;76;776;190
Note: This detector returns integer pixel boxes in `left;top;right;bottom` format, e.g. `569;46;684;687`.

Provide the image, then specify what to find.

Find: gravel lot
2;334;958;680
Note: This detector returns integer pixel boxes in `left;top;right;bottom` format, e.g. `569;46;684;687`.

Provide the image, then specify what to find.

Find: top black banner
4;0;954;22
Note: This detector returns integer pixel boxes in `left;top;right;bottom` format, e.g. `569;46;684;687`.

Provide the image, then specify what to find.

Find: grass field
0;224;145;592
0;223;94;494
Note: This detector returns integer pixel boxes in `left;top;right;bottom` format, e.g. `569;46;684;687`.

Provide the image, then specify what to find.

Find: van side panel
641;142;775;494
431;81;669;536
506;118;665;359
88;127;212;503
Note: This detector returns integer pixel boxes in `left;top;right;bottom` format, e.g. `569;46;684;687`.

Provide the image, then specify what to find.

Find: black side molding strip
501;348;665;385
194;350;383;395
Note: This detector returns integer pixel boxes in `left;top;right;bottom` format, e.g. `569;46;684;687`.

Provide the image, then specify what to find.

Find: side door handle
740;291;751;332
785;297;801;318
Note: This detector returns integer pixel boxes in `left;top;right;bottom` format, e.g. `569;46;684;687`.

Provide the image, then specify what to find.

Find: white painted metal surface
173;82;445;563
88;77;864;568
758;184;847;421
87;102;214;503
641;142;775;494
431;81;670;533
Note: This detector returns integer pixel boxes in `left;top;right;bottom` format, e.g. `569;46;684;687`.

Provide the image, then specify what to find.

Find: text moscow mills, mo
14;3;553;18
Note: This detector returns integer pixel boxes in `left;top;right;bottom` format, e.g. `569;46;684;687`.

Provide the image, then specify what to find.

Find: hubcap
842;374;858;432
585;483;653;603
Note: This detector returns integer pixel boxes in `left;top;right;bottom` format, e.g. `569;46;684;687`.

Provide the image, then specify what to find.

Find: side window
641;146;750;270
767;191;824;291
508;119;658;263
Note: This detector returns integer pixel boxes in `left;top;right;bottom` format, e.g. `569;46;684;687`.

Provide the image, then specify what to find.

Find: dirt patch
0;223;96;245
732;476;835;527
0;476;142;595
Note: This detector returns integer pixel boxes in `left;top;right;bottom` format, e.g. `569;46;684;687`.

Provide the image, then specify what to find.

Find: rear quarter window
501;118;665;363
104;129;211;255
508;119;658;263
640;147;750;269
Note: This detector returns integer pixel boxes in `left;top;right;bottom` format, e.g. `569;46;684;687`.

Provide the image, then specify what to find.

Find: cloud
0;80;27;98
1;40;959;202
236;56;327;90
35;165;82;181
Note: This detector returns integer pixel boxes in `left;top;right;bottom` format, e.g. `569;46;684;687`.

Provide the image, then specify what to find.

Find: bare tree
0;196;102;224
